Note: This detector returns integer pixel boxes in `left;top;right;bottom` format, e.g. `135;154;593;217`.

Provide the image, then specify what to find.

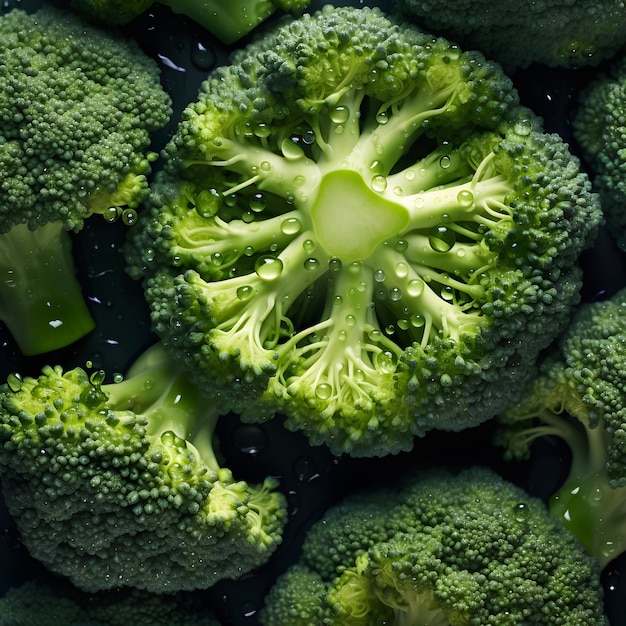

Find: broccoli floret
0;342;287;594
0;576;220;626
71;0;311;45
125;5;601;458
260;466;608;625
0;6;172;356
395;0;626;72
497;286;626;569
573;54;626;250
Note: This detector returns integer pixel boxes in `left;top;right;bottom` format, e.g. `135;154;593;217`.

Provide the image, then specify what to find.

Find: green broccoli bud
127;6;601;457
0;6;171;355
498;286;626;569
0;342;287;594
260;466;608;625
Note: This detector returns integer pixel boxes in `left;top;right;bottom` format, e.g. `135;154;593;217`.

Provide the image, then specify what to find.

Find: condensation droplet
236;285;253;300
439;155;451;169
303;257;320;271
388;287;402;301
254;256;283;280
407;279;425;297
281;217;302;235
371;174;387;192
374;269;386;283
429;225;456;252
315;383;332;399
121;208;137;226
456;189;474;208
330;105;350;124
328;257;342;272
395;262;409;279
250;193;267;212
514;118;534;136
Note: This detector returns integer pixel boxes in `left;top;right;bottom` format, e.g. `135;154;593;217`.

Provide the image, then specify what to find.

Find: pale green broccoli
0;5;172;356
395;0;626;72
71;0;311;45
573;54;626;250
126;6;601;458
0;576;220;626
497;286;626;569
260;466;608;625
0;342;287;594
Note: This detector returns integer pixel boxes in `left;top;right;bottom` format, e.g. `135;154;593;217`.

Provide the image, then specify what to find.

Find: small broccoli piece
497;286;626;569
573;54;626;250
0;576;220;626
127;6;601;457
260;466;608;625
71;0;311;45
0;6;171;355
0;342;287;594
395;0;626;72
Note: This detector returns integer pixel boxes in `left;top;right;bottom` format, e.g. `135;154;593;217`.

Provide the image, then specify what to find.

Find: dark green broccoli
71;0;311;45
0;576;220;626
573;54;626;250
395;0;626;72
260;466;608;625
497;286;626;569
0;342;287;594
0;5;171;356
126;6;601;457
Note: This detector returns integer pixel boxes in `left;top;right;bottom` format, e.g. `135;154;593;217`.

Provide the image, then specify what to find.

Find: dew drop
260;161;271;172
302;239;315;253
249;193;267;212
410;314;425;328
395;261;409;279
303;257;320;271
388;287;403;301
302;129;316;145
103;206;120;223
376;110;389;124
121;208;137;226
281;217;302;235
236;285;254;300
330;105;350;124
191;39;216;70
371;174;387;192
345;314;356;327
407;278;425;297
394;239;408;253
456;189;474;207
315;383;332;399
254;256;283;280
281;138;304;160
513;502;529;522
429;225;456;252
439;155;452;169
514;118;534;136
374;269;386;283
328;257;342;272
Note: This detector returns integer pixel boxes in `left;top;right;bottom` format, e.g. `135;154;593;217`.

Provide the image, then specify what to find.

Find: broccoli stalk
498;286;626;569
0;342;287;594
128;6;601;457
0;222;94;355
71;0;311;44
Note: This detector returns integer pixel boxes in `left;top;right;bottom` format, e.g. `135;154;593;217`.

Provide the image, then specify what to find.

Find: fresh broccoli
70;0;311;45
259;466;608;625
0;342;287;594
0;576;220;626
0;5;171;356
497;286;626;570
395;0;626;72
126;6;601;457
573;54;626;250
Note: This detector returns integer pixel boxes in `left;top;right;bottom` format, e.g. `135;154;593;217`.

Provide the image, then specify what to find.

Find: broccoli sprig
260;466;608;625
0;576;221;626
574;54;626;250
0;342;287;594
497;286;626;569
71;0;310;45
395;0;626;72
0;6;171;355
127;6;601;457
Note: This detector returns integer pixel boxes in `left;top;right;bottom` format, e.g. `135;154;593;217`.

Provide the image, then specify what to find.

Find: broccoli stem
103;343;221;471
0;221;95;355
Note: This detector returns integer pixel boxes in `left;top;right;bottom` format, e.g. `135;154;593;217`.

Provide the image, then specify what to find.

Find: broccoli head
0;5;172;355
497;286;626;569
126;5;601;457
71;0;311;45
0;576;221;626
573;54;626;250
0;342;287;594
260;466;608;625
395;0;626;72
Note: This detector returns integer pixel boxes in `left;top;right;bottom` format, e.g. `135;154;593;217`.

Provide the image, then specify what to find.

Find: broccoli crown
126;5;601;457
498;286;626;568
0;577;221;626
260;466;608;625
395;0;626;71
0;5;171;233
574;54;626;250
0;343;287;594
71;0;311;45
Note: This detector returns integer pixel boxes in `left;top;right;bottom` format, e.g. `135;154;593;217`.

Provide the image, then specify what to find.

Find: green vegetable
497;286;626;569
0;6;171;355
573;54;626;250
71;0;311;45
0;342;287;594
260;466;608;625
127;5;601;457
395;0;626;71
0;576;220;626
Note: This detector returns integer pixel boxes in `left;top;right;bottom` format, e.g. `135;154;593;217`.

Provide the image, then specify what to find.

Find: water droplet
395;262;409;279
236;285;253;300
302;129;316;145
414;196;424;210
374;269;386;283
385;324;395;335
429;225;456;252
371;174;387;192
103;206;120;223
439;155;452;169
376;110;389;124
242;211;255;223
191;39;216;70
281;217;302;236
122;208;137;226
388;287;403;301
330;105;350;124
394;239;408;252
315;383;332;399
302;239;315;253
513;502;529;522
254;256;283;280
345;314;356;327
333;295;343;306
410;314;425;328
441;285;454;301
404;169;416;181
328;257;342;272
253;122;271;139
260;161;271;171
456;189;474;207
281;138;304;160
397;318;409;331
303;257;320;271
514;118;534;136
249;193;267;212
407;279;425;297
